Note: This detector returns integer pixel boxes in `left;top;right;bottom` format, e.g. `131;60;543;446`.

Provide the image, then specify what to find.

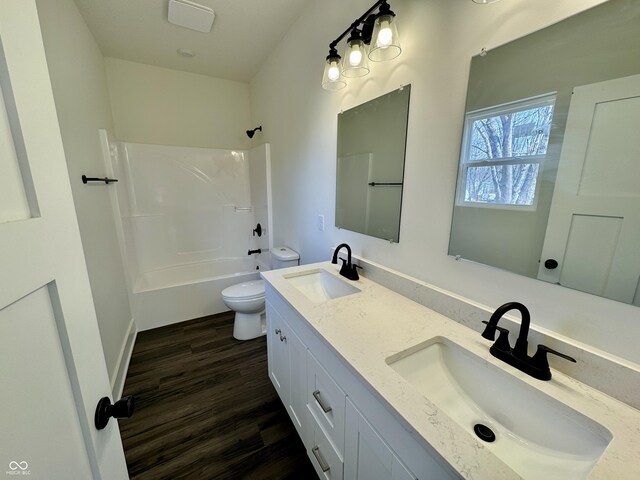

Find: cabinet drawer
308;404;344;480
307;350;347;454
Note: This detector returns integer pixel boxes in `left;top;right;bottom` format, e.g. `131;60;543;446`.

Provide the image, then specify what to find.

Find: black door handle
544;259;558;269
95;395;135;430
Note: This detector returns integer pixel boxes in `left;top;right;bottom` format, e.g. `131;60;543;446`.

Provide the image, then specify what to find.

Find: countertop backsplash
335;253;640;410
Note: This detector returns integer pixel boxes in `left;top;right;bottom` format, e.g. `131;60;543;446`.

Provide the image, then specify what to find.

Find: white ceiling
73;0;312;82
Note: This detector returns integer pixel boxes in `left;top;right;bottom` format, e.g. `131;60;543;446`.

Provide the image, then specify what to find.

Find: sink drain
473;423;496;443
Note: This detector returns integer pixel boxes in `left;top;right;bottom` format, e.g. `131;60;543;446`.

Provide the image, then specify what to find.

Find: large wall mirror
449;0;640;306
336;85;411;243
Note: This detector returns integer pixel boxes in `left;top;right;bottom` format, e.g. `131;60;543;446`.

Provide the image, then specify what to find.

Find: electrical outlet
317;214;325;232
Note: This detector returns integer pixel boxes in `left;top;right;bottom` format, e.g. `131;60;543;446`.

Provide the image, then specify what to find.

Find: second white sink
285;268;360;303
386;337;612;479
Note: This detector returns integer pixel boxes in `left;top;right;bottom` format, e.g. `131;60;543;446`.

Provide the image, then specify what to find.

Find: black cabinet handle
544;259;558;269
95;395;135;430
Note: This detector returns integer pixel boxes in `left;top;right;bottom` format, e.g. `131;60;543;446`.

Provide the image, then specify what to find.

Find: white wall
105;58;252;150
36;0;133;381
250;0;640;364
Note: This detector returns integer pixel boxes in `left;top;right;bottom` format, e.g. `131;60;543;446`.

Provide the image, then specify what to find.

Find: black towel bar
368;182;403;187
82;175;118;184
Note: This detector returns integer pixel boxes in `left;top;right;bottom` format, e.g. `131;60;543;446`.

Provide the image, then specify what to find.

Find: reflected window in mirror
458;94;556;210
448;0;640;306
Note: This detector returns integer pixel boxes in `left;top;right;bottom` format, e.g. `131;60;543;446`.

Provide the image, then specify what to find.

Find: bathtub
132;257;263;331
101;136;273;331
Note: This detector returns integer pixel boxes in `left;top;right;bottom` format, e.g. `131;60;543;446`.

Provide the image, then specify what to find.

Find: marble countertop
261;261;640;480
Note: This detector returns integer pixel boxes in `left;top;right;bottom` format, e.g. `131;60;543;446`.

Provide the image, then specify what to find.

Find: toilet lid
221;280;265;300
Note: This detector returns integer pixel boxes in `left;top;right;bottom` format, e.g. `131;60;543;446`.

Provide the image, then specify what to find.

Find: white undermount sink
284;268;360;303
386;337;612;479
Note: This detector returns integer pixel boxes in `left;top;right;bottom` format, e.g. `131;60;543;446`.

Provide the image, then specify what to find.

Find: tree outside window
458;94;556;208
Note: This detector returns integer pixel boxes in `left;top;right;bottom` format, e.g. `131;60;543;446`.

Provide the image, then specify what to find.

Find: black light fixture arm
328;0;389;50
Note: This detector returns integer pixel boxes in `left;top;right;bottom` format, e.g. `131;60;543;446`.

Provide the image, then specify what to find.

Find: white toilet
222;246;300;340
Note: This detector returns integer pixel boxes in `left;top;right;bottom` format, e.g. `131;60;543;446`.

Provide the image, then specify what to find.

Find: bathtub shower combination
103;136;273;330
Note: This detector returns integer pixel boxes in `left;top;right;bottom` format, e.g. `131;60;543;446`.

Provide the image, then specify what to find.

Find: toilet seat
221;280;265;301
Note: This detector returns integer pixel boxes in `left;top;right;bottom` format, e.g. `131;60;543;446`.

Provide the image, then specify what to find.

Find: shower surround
102;134;272;330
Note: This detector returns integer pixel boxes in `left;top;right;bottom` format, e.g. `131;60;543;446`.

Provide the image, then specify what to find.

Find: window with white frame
457;93;556;208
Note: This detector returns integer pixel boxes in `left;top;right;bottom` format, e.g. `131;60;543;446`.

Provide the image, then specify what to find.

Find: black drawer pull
312;445;330;472
313;390;332;413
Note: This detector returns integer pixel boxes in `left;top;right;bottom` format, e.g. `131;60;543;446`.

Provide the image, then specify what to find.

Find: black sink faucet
331;243;360;281
481;302;576;380
482;302;530;359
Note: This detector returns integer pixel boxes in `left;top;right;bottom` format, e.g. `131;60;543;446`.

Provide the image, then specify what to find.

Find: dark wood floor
120;311;317;479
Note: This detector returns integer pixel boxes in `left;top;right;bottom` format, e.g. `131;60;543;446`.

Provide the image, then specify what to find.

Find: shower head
246;126;262;138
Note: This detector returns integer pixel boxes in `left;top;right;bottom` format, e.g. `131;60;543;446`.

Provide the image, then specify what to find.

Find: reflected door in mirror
538;75;640;305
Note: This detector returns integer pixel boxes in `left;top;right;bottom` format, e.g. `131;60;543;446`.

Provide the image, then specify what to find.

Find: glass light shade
322;56;347;90
368;14;401;62
472;0;502;3
343;39;370;78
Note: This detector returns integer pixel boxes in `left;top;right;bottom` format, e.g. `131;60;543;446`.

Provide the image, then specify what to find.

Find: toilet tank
271;246;300;269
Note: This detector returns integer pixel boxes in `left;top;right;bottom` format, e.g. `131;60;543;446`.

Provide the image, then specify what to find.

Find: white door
0;1;128;479
538;74;640;305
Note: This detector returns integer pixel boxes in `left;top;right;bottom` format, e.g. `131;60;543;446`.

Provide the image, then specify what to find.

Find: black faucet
481;302;576;380
482;302;530;359
331;243;360;281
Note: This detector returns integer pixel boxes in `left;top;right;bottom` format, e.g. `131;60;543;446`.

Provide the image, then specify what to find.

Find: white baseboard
111;318;137;399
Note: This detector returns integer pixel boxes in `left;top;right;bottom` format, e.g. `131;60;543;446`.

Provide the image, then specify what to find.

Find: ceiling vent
168;0;215;33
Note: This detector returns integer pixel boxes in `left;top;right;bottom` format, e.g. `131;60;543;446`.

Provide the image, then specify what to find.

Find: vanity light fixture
368;1;401;62
322;47;347;90
472;0;503;4
343;29;370;78
322;0;402;90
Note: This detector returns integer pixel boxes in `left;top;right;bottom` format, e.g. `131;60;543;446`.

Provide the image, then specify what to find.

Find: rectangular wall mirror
449;0;640;306
336;85;411;243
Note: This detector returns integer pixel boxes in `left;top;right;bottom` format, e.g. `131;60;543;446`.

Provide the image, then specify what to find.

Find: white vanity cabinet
265;285;459;480
307;350;347;455
266;300;308;440
306;350;348;479
345;398;415;480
